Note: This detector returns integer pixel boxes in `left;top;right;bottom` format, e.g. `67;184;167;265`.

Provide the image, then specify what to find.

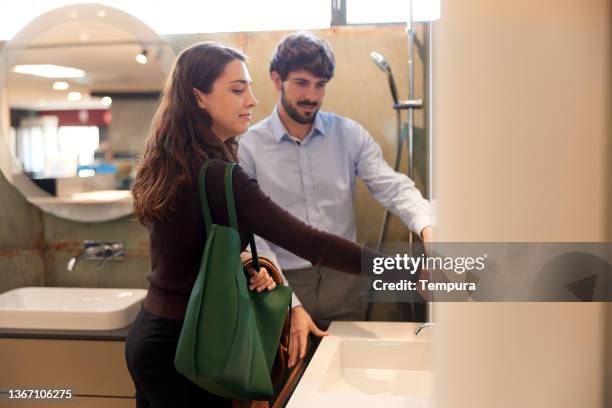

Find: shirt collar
270;105;326;144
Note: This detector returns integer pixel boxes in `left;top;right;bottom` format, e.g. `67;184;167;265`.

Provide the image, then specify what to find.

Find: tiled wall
0;169;45;290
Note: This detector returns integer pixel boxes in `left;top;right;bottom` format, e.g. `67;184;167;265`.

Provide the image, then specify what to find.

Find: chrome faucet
67;240;124;271
415;322;436;336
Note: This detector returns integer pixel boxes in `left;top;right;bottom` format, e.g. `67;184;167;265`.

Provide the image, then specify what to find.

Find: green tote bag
174;161;293;400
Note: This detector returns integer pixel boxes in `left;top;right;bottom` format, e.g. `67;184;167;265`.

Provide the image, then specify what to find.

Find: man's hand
420;225;434;258
288;306;328;368
420;226;432;243
418;226;434;300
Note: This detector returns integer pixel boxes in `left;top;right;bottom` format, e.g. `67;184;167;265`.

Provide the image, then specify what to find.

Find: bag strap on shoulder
198;160;214;234
199;160;260;271
223;163;239;230
224;163;261;271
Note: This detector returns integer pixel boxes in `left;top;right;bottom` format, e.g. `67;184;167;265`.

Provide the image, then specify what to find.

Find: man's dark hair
269;31;335;81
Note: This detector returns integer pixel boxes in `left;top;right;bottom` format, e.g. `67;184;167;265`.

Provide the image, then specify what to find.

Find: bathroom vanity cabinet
0;327;134;407
0;326;308;408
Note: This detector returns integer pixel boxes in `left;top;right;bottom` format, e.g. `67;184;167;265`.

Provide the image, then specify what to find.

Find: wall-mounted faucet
67;240;124;271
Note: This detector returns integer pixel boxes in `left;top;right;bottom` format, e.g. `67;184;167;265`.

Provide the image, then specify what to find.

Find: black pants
125;305;231;408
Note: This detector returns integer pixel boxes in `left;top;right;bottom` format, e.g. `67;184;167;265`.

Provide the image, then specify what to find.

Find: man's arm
354;123;433;237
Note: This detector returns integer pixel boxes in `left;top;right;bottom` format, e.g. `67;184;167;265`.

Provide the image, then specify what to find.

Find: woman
125;42;366;407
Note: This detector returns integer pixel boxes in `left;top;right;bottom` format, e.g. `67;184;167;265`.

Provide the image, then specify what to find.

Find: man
238;32;432;367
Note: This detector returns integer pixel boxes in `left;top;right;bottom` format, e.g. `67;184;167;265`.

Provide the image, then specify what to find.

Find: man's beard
280;87;319;124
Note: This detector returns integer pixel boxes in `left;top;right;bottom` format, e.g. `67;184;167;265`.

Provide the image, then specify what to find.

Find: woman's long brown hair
132;42;246;226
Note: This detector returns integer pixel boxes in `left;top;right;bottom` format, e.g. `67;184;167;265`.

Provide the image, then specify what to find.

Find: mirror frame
0;3;174;222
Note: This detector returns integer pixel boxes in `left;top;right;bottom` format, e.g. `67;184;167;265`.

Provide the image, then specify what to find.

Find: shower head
370;51;398;104
370;51;391;73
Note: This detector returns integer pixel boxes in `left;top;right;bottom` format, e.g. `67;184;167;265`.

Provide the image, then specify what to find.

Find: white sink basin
319;340;434;397
0;287;147;331
288;321;435;408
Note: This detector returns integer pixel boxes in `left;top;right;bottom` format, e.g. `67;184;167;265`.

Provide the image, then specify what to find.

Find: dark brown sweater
143;159;364;320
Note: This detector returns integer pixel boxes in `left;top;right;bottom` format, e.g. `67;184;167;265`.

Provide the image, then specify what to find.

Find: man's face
276;70;328;124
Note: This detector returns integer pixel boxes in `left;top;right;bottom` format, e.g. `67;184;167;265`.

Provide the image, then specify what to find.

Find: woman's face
194;59;258;141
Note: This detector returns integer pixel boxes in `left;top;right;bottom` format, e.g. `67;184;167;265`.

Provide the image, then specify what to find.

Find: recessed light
67;11;78;19
68;92;82;101
52;81;69;90
13;64;85;79
97;10;107;18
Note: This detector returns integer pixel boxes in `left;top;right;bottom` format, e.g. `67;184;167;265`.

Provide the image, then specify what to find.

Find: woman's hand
247;266;277;292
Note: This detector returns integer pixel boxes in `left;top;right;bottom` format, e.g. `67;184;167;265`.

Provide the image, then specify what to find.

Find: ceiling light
101;96;112;106
13;64;85;79
52;81;69;90
97;10;107;18
136;49;148;64
78;169;95;178
68;92;82;101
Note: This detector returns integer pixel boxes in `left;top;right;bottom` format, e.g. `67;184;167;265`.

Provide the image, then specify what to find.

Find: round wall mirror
0;3;174;222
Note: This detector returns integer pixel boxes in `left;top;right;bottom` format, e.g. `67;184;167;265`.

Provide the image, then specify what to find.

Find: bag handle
223;163;261;271
198;160;214;234
198;160;260;271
